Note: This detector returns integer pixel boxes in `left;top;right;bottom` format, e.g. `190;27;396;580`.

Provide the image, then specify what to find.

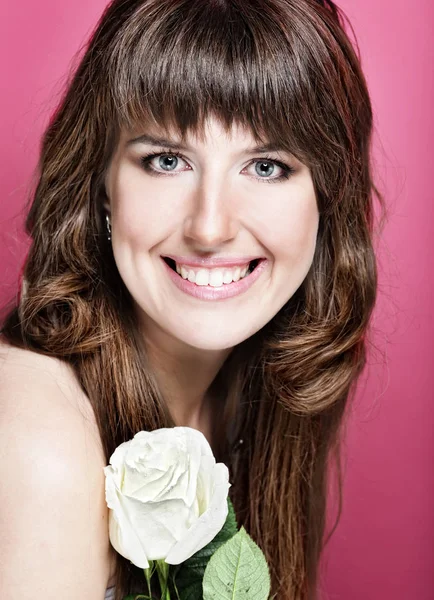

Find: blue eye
248;158;296;183
255;161;276;177
140;150;186;174
139;150;296;183
158;155;179;171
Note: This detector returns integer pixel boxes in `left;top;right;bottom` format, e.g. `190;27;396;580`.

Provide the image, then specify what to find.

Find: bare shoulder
0;337;115;598
0;335;104;473
0;336;95;426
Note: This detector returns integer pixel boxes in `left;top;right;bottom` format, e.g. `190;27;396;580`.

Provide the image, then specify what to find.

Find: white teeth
209;270;224;287
222;270;233;284
169;260;255;285
195;269;210;286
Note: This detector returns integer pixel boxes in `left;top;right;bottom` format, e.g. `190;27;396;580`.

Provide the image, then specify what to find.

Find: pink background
1;1;432;598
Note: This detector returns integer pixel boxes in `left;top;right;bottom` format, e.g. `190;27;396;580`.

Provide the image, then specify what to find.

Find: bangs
104;0;315;160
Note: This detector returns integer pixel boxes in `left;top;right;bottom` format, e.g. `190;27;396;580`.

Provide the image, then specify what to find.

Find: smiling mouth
163;257;261;277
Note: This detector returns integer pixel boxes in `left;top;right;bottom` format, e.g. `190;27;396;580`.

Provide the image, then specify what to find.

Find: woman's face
104;115;319;351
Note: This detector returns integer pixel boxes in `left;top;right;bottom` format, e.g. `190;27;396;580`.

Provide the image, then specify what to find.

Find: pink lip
162;254;263;268
161;257;268;301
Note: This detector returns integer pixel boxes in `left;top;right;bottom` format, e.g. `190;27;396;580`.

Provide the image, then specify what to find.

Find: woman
0;0;385;598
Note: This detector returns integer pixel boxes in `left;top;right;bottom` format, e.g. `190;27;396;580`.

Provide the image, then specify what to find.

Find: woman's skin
104;115;320;435
0;116;320;597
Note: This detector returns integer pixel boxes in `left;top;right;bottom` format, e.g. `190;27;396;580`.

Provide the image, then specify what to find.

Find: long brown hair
1;0;387;598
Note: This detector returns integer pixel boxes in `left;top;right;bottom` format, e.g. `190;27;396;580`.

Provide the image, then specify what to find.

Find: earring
105;214;112;242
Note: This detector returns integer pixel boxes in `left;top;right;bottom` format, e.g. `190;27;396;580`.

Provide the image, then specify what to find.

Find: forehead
118;116;303;163
120;115;264;146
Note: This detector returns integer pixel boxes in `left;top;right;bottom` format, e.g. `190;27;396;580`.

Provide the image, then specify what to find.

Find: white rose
103;427;231;568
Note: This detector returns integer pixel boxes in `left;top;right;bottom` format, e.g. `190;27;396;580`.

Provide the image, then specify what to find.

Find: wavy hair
1;0;386;598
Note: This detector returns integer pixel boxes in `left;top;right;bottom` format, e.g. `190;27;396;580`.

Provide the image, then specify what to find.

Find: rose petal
107;440;131;486
195;455;216;514
181;427;213;506
104;466;150;569
165;463;230;564
125;495;192;560
123;461;180;502
105;428;229;567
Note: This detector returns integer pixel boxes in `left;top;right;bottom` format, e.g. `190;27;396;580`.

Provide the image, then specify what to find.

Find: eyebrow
125;133;287;154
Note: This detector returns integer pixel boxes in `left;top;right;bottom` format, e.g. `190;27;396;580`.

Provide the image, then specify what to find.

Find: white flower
103;427;231;568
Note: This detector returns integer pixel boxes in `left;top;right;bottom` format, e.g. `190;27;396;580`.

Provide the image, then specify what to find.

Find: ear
102;174;111;215
103;199;111;214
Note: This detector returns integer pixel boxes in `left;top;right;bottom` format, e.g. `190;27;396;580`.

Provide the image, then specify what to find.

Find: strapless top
105;585;116;600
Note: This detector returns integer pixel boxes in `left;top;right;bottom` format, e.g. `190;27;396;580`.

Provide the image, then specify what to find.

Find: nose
183;178;239;251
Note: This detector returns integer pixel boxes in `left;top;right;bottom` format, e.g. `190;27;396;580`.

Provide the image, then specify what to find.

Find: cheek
256;190;319;263
112;168;185;248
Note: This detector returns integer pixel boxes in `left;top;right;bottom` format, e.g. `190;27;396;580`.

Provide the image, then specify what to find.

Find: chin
180;318;270;351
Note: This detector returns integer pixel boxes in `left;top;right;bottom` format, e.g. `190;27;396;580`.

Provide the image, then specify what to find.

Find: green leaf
202;527;270;600
122;595;152;599
169;497;238;600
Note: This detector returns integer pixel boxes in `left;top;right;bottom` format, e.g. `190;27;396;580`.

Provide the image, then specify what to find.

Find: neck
141;323;232;441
